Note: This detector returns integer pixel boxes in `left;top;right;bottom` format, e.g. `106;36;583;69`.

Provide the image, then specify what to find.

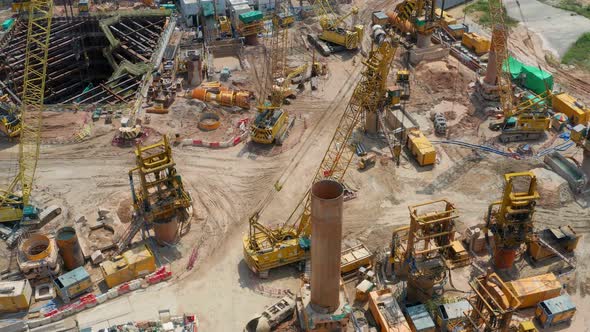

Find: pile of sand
531;167;574;208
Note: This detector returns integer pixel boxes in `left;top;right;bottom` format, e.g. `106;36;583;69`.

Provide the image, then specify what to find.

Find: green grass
464;0;519;28
563;32;590;70
542;0;590;19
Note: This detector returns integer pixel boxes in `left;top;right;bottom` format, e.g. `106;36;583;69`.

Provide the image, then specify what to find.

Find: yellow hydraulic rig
307;0;364;55
389;200;465;302
122;136;192;253
486;0;550;142
0;0;53;223
250;1;291;145
244;28;399;277
464;270;521;332
393;0;441;41
485;172;539;269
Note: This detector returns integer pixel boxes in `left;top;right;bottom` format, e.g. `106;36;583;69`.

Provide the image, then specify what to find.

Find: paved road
504;0;590;57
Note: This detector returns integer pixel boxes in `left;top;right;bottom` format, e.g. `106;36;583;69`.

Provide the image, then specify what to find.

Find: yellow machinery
466;271;521;332
396;69;410;101
120;136;191;253
250;3;291;145
218;15;231;35
128;136;191;224
518;321;538;332
11;0;30;11
486;0;551;143
391;0;442;43
78;0;89;14
485;172;539;269
0;0;53;223
461;32;491;55
244;28;399;277
308;0;364;55
100;244;157;288
389;200;467;302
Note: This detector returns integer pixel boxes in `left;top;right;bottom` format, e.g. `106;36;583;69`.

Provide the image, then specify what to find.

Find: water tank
56;227;85;270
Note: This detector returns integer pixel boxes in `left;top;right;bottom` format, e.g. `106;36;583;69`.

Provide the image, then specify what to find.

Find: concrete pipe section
23;234;52;261
198;112;221;131
310;179;344;313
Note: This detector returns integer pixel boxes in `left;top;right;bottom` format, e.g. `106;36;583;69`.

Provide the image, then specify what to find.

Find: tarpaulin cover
503;56;553;94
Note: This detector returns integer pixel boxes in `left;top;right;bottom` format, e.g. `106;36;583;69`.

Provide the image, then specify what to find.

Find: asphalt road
504;0;590;57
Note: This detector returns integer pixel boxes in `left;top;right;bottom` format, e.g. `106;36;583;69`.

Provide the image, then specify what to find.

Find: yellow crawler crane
307;0;364;55
250;1;291;145
486;0;550;142
244;28;399;277
0;0;53;223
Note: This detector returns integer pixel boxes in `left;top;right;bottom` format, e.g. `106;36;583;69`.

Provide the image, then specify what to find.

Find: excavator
244;25;399;277
307;0;364;56
485;0;551;143
0;0;58;224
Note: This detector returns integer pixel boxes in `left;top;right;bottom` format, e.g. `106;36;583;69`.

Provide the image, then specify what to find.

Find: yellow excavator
307;0;364;56
485;0;551;143
0;0;53;223
244;26;399;277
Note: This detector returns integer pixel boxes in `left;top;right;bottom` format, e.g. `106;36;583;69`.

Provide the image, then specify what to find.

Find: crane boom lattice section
488;0;513;114
292;39;398;236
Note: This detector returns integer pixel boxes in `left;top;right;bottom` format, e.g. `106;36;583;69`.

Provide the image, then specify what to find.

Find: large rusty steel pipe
310;180;344;313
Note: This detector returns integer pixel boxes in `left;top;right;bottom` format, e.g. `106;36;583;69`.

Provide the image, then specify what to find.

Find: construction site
0;0;589;330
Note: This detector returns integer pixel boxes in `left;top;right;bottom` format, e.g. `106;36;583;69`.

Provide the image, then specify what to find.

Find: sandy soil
0;1;589;331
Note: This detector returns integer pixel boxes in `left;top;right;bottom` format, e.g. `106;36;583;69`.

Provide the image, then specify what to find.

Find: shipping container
0;280;32;313
406;129;436;166
506;273;562;309
372;11;389;26
436;300;471;332
100;244;156;288
341;244;373;274
535;294;576;328
528;226;580;261
405;304;435;332
54;266;93;302
552;93;590;126
368;289;412;332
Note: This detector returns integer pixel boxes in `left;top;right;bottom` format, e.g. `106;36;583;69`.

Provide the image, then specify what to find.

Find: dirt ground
1;0;590;330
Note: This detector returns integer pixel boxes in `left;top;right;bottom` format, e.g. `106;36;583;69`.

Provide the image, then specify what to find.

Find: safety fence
26;266;173;329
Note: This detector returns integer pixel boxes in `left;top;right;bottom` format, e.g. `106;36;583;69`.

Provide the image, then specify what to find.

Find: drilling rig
485;172;539;269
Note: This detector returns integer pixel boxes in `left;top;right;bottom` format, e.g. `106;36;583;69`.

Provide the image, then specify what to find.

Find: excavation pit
0;12;171;106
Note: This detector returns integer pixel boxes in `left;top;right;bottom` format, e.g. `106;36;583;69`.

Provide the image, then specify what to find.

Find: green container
2;18;15;31
239;11;263;24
